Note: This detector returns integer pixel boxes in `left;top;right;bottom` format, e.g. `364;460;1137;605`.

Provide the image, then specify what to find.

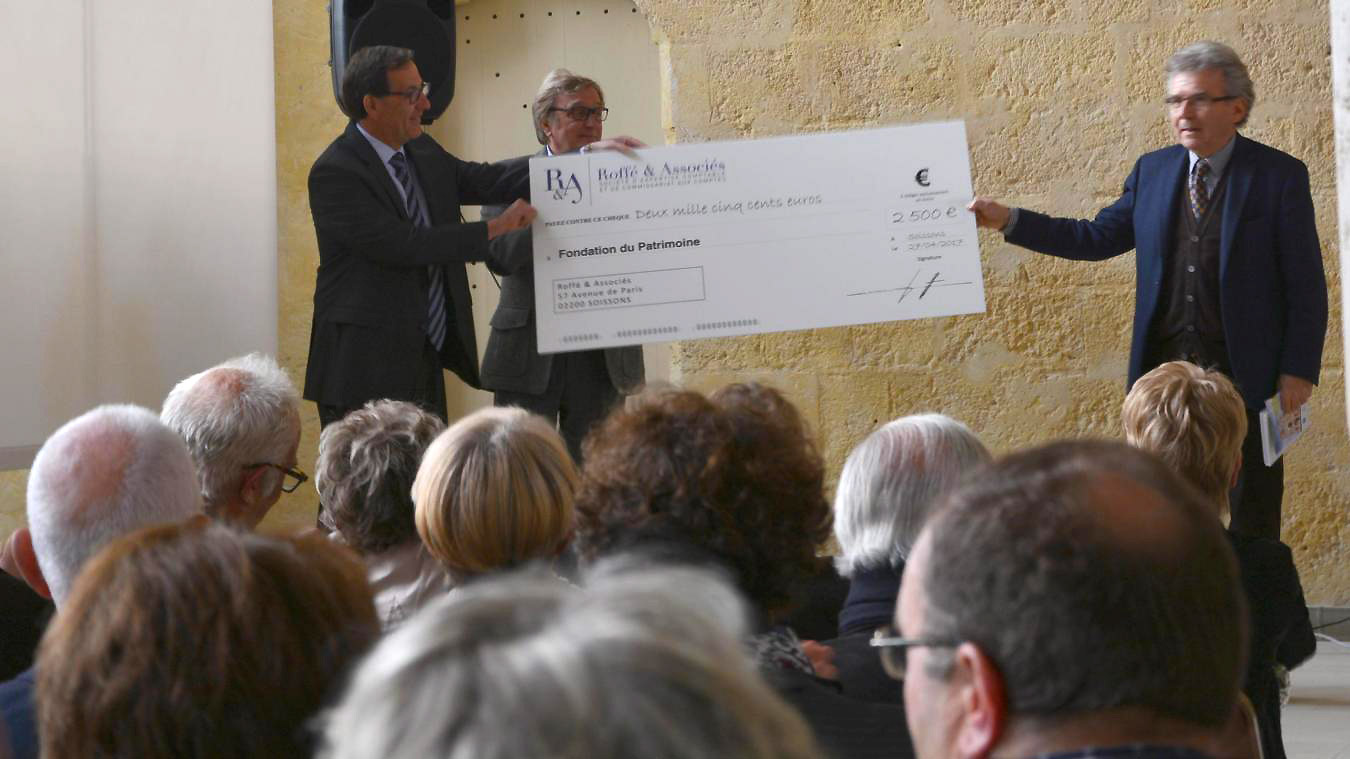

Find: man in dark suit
304;45;538;427
481;69;646;459
969;41;1327;540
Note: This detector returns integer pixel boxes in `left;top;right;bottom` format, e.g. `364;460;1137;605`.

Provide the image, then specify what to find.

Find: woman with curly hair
574;383;910;759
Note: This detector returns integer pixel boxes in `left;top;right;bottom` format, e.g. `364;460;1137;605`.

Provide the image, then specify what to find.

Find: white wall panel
0;0;277;468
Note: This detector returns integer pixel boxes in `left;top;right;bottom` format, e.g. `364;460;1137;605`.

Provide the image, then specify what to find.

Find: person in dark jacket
1124;360;1316;759
824;414;989;704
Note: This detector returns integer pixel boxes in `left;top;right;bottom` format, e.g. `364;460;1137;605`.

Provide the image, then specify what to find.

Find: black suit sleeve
308;158;492;269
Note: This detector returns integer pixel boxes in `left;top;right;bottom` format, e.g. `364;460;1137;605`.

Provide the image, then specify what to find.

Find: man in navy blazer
969;41;1327;540
304;45;537;428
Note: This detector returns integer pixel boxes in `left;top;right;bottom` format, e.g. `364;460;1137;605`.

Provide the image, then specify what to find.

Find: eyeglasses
246;463;309;494
548;105;609;123
869;625;960;681
383;81;430;105
1163;93;1240;110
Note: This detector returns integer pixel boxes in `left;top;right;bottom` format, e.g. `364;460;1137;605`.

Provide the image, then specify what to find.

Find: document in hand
528;121;987;353
1259;393;1309;466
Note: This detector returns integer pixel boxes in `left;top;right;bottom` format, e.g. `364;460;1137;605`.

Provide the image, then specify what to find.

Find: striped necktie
389;152;447;351
1189;158;1211;220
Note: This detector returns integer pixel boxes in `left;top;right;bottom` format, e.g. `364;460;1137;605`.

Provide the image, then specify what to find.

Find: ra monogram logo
545;169;584;204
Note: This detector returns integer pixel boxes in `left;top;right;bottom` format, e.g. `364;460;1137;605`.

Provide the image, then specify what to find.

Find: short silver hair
161;353;300;516
26;404;201;605
531;67;604;145
1165;41;1255;127
318;560;823;759
316;400;444;555
832;414;990;577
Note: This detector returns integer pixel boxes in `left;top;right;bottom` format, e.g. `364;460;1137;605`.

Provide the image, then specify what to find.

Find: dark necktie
389;152;447;351
1189;158;1211;220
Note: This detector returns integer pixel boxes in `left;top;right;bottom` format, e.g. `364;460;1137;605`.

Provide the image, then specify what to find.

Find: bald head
910;440;1245;729
27;404;201;605
161;353;300;525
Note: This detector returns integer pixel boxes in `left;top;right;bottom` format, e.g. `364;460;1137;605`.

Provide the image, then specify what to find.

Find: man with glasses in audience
967;41;1327;543
161;353;304;528
877;440;1248;759
304;45;539;428
481;69;646;460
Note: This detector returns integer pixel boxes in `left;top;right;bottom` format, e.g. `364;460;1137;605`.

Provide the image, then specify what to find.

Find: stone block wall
636;0;1348;603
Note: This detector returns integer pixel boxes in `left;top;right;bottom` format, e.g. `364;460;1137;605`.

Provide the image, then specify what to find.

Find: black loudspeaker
329;0;457;124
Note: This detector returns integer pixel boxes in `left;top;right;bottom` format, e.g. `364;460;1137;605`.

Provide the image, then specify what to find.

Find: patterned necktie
1189;158;1211;219
389;151;447;351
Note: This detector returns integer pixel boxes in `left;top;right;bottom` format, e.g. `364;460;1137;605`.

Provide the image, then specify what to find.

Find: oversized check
529;121;985;353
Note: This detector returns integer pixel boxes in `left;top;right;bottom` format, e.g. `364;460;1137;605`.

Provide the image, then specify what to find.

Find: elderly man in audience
1123;361;1315;759
319;560;823;759
316;399;451;629
37;520;379;758
413;406;576;583
576;384;912;759
886;440;1247;759
160;352;303;528
0;405;202;759
825;413;989;703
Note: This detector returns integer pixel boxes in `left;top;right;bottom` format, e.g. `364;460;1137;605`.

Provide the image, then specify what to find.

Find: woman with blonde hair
413;406;577;581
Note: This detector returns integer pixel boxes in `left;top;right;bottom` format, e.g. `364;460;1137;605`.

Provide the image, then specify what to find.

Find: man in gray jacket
481;69;645;459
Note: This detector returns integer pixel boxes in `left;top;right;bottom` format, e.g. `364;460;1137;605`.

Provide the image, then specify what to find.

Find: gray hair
316;400;444;555
1165;41;1255;126
160;353;300;517
318;560;823;759
532;68;604;145
832;414;989;577
26;404;201;605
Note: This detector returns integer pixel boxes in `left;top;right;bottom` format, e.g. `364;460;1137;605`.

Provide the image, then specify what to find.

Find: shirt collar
1188;133;1237;179
355;121;404;166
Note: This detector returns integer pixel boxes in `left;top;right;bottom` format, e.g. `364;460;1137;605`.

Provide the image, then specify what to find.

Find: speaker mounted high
329;0;456;124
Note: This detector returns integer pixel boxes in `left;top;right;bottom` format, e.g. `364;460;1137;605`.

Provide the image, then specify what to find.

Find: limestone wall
636;0;1348;603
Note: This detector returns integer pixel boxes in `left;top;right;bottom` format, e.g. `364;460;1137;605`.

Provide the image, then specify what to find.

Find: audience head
575;383;831;620
37;520;379;759
161;353;301;527
894;440;1246;759
832;413;989;577
1122;360;1247;512
317;400;444;554
318;559;823;759
22;404;200;605
413;406;577;580
532;67;605;152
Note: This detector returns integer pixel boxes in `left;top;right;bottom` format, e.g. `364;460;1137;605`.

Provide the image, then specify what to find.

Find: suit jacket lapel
1219;134;1254;284
1143;147;1188;264
344;121;409;220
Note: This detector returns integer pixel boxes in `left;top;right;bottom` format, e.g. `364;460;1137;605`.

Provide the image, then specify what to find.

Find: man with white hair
0;404;202;759
826;413;989;703
161;353;303;528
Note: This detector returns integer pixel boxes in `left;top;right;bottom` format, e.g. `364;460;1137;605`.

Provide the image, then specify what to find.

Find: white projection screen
0;0;277;469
